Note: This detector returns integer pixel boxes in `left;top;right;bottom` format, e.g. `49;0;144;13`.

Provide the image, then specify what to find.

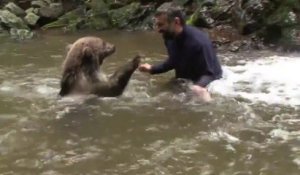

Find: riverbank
0;0;299;52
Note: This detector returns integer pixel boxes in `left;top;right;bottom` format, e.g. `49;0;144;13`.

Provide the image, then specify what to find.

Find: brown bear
59;36;141;97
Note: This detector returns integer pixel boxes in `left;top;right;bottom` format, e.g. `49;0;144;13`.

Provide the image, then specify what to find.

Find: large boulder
31;0;49;8
108;2;141;28
10;28;34;40
4;2;26;17
38;2;64;19
186;0;233;28
0;9;29;29
41;8;86;31
82;0;111;30
231;0;265;35
24;12;40;26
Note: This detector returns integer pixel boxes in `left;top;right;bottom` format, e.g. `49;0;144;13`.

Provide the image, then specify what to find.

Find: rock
104;0;126;9
24;12;40;26
109;2;141;28
83;14;110;30
128;4;156;30
4;2;26;17
38;2;64;19
230;0;271;35
187;6;214;28
41;8;86;30
0;9;29;29
25;7;39;15
187;0;234;28
85;0;109;16
10;28;34;40
173;0;190;7
31;0;49;8
258;1;300;49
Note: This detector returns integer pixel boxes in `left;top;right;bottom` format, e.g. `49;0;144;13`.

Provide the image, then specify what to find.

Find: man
138;3;222;102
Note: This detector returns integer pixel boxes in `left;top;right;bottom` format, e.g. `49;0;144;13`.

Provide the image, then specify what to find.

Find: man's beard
162;30;176;40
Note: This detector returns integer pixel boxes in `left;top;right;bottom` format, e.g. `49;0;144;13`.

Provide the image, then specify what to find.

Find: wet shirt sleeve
150;58;174;74
149;40;174;74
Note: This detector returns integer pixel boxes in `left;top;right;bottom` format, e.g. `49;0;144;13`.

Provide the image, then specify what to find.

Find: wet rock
104;0;126;9
4;2;26;17
25;7;39;15
109;2;141;28
0;9;29;29
10;28;34;40
229;40;242;52
124;4;156;30
259;1;300;49
173;0;190;7
210;0;234;22
187;6;214;28
231;0;265;35
41;8;86;30
38;2;64;19
31;0;49;8
186;0;234;28
157;1;183;12
78;0;111;30
85;0;109;16
24;12;40;26
83;14;110;30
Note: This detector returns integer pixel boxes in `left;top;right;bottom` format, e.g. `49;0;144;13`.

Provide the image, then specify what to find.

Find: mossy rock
0;9;29;29
83;15;111;30
41;8;85;29
24;12;40;26
10;28;34;40
266;6;297;27
109;2;141;28
85;0;108;15
4;2;26;17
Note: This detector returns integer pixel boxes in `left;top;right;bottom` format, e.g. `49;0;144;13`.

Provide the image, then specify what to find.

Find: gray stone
0;10;29;29
24;12;40;26
26;7;39;14
10;28;34;40
4;2;26;17
31;0;48;8
38;3;64;19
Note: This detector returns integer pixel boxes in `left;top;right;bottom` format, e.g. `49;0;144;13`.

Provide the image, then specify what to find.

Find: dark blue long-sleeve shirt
150;25;222;85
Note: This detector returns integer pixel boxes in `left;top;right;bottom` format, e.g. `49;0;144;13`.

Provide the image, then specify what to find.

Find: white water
1;55;300;107
209;55;300;106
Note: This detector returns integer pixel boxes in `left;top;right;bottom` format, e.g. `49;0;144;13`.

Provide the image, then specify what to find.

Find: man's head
154;3;185;40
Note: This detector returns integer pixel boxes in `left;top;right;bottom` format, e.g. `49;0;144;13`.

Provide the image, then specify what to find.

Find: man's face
154;14;177;40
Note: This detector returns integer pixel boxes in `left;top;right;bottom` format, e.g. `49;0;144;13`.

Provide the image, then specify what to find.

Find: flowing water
0;30;299;175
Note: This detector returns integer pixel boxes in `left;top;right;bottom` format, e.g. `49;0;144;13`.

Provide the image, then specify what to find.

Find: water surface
0;30;299;175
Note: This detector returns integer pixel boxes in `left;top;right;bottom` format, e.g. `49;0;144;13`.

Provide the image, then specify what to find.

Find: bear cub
59;36;141;97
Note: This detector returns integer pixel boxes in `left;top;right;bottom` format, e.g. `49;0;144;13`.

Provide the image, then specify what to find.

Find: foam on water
209;55;300;106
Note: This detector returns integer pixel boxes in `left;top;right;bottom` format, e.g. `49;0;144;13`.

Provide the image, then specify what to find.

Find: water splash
209;55;300;106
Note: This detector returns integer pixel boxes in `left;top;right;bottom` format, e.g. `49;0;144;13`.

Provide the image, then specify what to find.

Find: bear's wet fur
59;36;141;97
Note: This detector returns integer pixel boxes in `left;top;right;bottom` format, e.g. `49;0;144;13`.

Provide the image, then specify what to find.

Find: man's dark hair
154;2;186;26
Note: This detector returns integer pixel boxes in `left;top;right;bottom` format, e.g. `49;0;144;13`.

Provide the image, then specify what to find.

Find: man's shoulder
185;26;207;36
185;25;212;47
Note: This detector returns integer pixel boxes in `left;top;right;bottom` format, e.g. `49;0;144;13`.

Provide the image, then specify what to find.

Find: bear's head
63;36;116;72
84;37;115;65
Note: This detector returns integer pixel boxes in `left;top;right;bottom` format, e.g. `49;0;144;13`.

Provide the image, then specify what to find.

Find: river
0;29;299;175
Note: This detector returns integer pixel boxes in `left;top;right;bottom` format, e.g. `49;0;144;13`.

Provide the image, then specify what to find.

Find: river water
0;30;299;175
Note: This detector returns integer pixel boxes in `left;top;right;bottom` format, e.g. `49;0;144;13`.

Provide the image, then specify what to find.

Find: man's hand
138;63;152;73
